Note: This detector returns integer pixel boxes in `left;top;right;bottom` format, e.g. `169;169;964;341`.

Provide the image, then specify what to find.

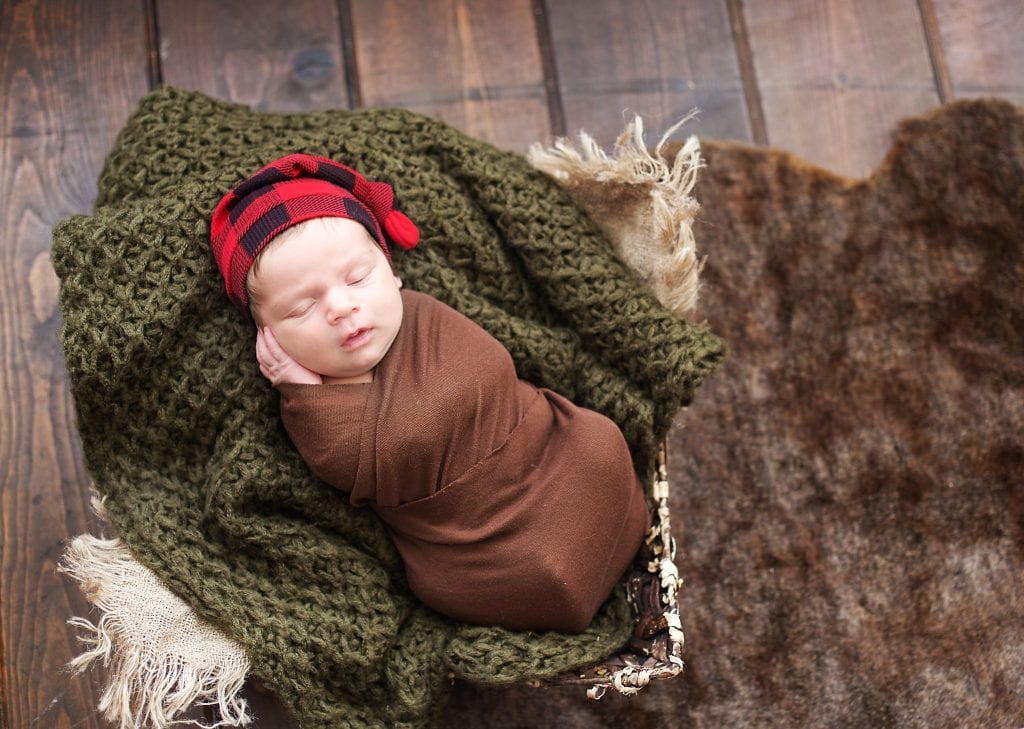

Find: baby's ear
395;276;403;289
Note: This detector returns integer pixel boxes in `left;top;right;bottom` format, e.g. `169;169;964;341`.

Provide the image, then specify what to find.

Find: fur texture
445;98;1024;727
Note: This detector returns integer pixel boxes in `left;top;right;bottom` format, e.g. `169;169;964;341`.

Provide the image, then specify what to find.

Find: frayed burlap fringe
528;113;704;318
60;499;252;729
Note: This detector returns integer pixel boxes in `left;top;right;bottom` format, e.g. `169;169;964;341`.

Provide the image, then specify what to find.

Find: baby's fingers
261;327;283;356
255;328;274;367
258;327;290;363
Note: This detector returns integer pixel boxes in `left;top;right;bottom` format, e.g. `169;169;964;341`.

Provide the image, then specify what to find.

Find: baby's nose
325;286;356;320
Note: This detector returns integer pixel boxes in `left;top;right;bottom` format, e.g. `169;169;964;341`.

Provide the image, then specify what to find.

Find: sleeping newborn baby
210;153;649;633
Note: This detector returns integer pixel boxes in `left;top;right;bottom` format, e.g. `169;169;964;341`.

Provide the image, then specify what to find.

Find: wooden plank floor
2;0;1021;726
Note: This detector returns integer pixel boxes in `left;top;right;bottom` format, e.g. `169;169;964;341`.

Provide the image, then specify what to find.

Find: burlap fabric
52;87;724;728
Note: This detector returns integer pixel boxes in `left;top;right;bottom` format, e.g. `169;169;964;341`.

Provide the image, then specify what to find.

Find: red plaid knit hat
209;153;419;311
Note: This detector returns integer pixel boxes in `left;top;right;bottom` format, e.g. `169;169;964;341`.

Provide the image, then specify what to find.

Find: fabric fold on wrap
280;290;649;633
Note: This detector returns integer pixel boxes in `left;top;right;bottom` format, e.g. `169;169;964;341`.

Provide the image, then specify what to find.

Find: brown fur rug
443;98;1024;727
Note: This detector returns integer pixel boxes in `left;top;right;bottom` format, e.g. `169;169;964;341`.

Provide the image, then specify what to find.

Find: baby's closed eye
347;265;374;285
288;301;316;318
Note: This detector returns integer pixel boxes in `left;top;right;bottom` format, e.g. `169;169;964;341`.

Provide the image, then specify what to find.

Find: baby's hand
255;327;323;386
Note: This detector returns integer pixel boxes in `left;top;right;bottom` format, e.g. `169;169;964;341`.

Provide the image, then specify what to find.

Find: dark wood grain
916;0;956;103
0;1;150;727
2;0;1022;727
933;0;1024;104
545;0;751;147
725;0;768;144
744;0;940;178
159;0;350;111
351;0;551;151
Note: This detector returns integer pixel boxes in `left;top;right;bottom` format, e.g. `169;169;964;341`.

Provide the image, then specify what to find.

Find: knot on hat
209;153;420;311
382;209;419;250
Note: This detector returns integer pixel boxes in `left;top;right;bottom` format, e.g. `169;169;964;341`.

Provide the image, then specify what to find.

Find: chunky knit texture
51;86;725;728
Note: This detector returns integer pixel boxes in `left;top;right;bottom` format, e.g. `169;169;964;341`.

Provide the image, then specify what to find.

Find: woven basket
543;443;683;699
208;443;684;724
202;443;683;724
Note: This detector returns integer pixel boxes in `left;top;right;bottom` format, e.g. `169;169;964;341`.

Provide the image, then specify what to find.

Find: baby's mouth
343;327;372;349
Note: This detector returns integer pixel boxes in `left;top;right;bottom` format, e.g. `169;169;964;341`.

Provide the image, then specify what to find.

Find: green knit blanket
52;86;725;727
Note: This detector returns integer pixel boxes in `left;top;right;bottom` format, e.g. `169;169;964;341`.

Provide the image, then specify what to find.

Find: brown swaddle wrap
279;289;649;632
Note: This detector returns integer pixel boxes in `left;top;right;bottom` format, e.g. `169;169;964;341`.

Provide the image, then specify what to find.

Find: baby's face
249;217;404;384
